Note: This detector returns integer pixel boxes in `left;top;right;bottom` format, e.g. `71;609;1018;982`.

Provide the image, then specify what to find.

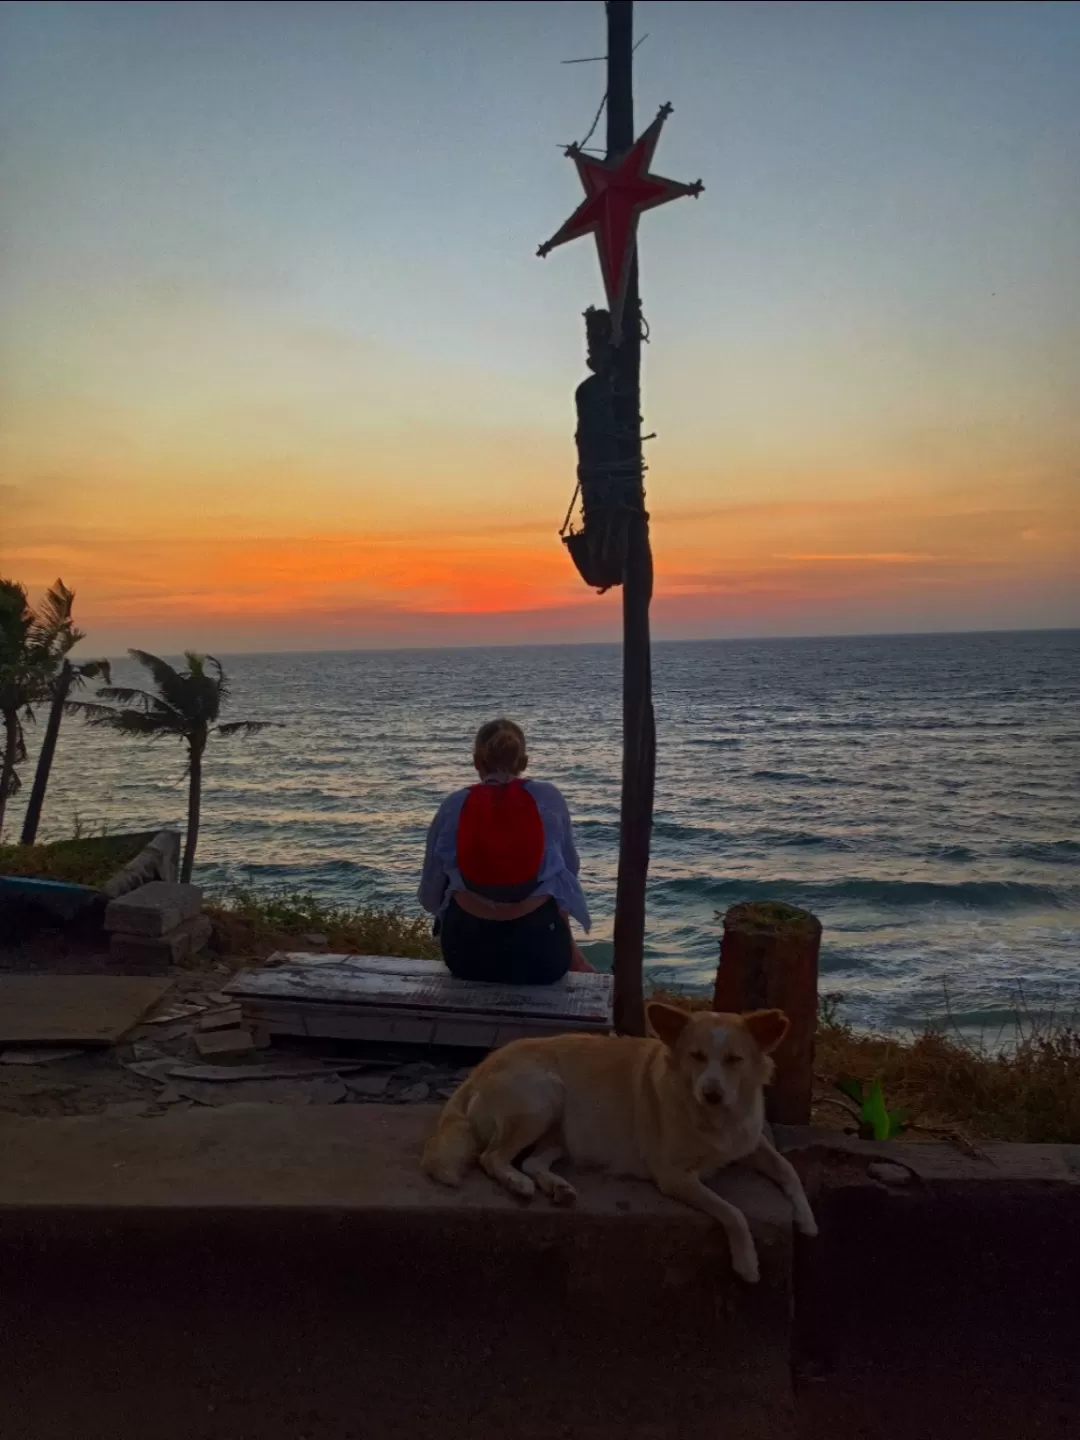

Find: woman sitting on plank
418;718;594;985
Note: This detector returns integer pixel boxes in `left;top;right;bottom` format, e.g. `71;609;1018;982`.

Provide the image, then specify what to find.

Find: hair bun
473;718;528;776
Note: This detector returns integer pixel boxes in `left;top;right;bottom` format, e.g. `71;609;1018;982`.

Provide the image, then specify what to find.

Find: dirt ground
0;933;466;1118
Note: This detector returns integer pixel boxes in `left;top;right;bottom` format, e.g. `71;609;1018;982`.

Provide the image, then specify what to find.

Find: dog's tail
422;1077;480;1187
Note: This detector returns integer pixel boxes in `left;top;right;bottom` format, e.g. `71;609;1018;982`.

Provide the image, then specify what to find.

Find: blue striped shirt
418;777;592;932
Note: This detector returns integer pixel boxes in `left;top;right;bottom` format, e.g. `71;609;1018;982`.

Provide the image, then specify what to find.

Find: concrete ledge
774;1125;1080;1187
0;1105;797;1440
0;1102;790;1223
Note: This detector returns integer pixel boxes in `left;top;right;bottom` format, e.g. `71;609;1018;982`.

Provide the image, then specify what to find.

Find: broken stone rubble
119;1012;470;1112
0;974;480;1121
194;1027;256;1058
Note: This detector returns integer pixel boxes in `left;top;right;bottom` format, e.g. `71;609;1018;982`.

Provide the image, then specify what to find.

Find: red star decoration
537;103;702;341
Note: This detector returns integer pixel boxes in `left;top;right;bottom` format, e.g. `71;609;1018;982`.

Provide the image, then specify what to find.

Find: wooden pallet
225;954;614;1048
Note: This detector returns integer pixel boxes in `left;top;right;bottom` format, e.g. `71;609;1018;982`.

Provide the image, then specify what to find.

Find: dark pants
439;896;571;986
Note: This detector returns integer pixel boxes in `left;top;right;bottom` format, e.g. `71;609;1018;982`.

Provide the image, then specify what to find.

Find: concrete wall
0;1105;796;1440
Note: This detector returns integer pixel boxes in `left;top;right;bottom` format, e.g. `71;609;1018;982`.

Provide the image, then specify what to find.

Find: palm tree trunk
181;735;204;884
0;708;20;840
19;662;72;845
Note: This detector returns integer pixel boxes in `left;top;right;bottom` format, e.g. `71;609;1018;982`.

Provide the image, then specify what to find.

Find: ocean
24;630;1080;1035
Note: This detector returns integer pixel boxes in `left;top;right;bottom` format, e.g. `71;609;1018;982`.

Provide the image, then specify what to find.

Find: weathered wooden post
712;901;822;1124
605;0;651;1039
536;0;703;1035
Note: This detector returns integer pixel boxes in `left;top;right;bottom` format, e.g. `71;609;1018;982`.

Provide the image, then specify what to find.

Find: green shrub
0;833;153;889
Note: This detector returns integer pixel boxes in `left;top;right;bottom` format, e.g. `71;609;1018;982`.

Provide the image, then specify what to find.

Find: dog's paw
548;1179;578;1208
732;1244;760;1285
795;1206;819;1238
504;1171;536;1201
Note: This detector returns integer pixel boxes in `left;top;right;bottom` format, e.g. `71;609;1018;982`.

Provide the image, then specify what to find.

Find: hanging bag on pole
457;780;545;903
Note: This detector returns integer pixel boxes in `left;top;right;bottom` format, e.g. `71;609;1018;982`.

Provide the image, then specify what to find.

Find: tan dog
423;1001;817;1282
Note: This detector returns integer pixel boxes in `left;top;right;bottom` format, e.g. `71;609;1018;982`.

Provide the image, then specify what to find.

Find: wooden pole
608;0;653;1037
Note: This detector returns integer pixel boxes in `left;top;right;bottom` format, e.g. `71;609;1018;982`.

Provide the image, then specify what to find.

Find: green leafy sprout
836;1074;913;1141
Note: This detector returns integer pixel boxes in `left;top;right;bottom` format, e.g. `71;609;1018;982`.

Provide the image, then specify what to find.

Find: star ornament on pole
537;102;702;342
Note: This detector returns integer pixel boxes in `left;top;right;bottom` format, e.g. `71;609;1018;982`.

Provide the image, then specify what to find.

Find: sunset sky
2;0;1078;653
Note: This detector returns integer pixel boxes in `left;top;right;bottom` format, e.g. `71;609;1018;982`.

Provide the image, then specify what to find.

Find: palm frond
30;580;84;661
166;651;224;725
215;720;271;737
94;685;182;720
0;580;34;670
67;658;112;692
62;699;96;720
33;579;75;634
96;685;162;707
76;705;180;737
128;649;184;692
66;701;126;725
0;580;48;711
132;648;220;722
206;655;231;705
0;578;31;626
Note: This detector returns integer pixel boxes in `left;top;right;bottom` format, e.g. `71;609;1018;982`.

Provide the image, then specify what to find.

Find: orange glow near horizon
5;463;1076;652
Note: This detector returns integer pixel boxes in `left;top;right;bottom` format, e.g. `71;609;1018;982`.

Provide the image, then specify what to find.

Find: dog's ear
646;1002;691;1049
742;1009;790;1054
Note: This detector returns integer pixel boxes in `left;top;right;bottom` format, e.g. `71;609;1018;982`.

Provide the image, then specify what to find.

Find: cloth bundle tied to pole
561;306;644;592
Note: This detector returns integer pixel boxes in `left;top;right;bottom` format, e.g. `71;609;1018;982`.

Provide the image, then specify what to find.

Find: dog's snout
700;1080;725;1106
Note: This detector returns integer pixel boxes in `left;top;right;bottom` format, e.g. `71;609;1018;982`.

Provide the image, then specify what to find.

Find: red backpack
457;779;545;902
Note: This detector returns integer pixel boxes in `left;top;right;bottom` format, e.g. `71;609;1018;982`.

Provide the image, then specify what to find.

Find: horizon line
88;624;1080;663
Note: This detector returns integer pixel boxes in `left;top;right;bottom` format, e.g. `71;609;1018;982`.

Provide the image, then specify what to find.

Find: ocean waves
653;874;1080;914
20;629;1079;1032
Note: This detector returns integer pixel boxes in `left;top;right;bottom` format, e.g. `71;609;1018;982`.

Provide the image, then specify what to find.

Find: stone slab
193;1027;255;1058
101;829;181;899
109;913;212;972
197;1005;243;1031
105;881;203;938
0;976;173;1047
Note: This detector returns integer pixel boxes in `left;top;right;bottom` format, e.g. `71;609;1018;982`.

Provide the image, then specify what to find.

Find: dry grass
649;984;1080;1145
648;986;714;1013
816;1001;1080;1145
193;905;1080;1144
205;886;439;963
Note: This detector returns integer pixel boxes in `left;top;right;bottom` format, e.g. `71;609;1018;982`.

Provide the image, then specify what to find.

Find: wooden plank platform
225;954;614;1048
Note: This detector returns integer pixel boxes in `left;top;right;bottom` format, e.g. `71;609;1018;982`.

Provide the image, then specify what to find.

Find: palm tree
0;577;84;839
20;582;111;845
76;651;268;883
0;579;37;839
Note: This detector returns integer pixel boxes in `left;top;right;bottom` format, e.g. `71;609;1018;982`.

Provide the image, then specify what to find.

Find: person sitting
418;718;594;985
